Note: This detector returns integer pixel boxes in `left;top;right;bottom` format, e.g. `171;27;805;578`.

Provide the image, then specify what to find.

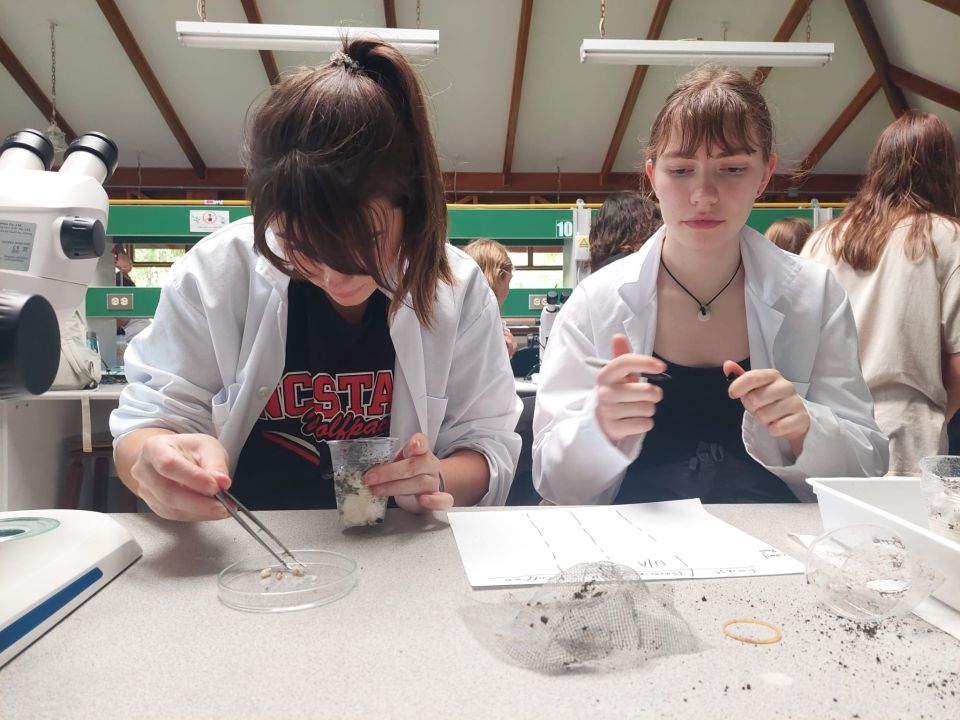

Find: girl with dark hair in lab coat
111;39;521;519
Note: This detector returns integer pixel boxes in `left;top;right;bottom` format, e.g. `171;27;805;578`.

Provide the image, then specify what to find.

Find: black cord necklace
660;254;743;322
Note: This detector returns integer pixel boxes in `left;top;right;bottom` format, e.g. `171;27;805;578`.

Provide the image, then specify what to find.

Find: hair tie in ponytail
329;49;361;71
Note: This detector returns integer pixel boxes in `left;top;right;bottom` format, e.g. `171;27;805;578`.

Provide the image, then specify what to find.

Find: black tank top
615;355;798;504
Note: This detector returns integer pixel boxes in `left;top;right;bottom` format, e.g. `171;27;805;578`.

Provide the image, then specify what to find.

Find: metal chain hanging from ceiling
46;20;66;156
197;0;207;22
49;21;57;124
599;0;606;39
806;4;813;42
416;0;422;30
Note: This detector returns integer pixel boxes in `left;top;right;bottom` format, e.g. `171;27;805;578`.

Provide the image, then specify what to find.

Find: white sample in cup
328;437;398;529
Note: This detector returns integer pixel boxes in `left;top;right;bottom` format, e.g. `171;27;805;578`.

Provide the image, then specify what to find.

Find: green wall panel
106;204;815;244
108;205;251;243
746;207;815;233
86;287;161;318
447;208;573;244
502;288;572;318
95;204;819;317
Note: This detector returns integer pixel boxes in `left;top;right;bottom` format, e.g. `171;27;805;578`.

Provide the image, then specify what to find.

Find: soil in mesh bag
460;561;702;673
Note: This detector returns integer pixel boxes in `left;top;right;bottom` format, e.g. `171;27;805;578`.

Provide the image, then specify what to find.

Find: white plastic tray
807;477;960;613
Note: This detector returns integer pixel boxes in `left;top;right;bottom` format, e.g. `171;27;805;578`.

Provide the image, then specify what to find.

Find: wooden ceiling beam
502;0;534;182
0;32;77;140
922;0;960;16
598;0;672;185
844;0;909;117
107;168;862;197
751;0;812;86
383;0;398;28
95;0;207;178
240;0;281;85
889;65;960;112
799;73;881;173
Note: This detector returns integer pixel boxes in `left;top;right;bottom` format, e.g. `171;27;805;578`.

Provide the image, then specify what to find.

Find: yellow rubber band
721;617;783;645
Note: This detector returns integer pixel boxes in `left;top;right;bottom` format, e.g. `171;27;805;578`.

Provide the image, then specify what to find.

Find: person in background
533;65;888;506
114;246;135;287
112;245;149;346
463;238;516;358
589;191;661;272
110;38;521;519
765;217;812;255
803;110;960;475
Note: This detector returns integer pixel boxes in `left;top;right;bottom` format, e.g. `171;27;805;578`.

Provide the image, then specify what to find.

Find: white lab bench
0;504;957;718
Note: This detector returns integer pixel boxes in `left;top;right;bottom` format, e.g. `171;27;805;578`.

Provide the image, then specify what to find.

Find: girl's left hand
363;432;454;514
725;361;810;456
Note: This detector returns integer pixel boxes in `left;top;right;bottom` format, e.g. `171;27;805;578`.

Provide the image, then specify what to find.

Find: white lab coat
110;218;522;505
533;226;889;505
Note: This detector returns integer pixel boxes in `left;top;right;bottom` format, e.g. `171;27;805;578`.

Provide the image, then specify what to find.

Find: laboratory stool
61;432;137;512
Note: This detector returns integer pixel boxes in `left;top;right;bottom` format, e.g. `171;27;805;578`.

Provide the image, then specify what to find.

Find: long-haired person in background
804;110;960;474
765;216;812;255
589;191;662;272
111;39;521;520
533;66;888;506
463;238;517;358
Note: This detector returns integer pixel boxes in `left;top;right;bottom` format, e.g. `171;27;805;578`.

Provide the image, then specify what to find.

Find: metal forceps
215;490;306;572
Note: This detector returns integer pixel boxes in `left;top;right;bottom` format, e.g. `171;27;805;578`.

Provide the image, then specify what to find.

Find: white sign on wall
188;210;230;234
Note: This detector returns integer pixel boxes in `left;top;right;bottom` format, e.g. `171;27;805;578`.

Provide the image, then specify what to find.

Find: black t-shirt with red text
231;283;395;509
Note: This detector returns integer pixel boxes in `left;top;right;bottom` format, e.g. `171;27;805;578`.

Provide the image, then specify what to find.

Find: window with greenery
507;247;563;288
123;245;190;287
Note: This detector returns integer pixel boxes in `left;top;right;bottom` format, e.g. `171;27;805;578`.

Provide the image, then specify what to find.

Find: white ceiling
0;0;957;191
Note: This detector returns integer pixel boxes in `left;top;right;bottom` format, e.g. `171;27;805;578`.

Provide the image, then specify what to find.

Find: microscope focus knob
57;216;106;260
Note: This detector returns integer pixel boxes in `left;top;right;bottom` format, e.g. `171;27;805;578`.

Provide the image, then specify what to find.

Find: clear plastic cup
919;455;960;543
328;437;398;529
805;524;941;622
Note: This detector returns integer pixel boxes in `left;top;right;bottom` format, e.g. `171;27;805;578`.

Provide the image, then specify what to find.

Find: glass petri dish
217;549;358;613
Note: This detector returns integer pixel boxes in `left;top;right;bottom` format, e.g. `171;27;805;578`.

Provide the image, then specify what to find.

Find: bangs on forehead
646;66;773;163
661;103;760;158
277;192;382;279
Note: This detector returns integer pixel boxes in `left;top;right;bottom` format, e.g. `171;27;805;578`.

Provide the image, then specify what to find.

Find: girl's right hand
130;433;232;521
595;334;667;444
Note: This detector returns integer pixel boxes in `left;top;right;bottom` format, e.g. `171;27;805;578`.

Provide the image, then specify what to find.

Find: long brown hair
645;65;774;166
817;111;960;271
244;37;451;326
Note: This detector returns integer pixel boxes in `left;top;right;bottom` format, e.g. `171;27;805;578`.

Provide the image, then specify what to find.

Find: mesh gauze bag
461;561;701;673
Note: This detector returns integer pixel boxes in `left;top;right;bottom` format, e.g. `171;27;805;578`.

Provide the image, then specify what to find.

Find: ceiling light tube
579;39;833;67
176;21;439;57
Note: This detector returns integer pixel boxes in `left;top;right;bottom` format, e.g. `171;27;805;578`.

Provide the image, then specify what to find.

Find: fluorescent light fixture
579;39;833;67
176;21;439;57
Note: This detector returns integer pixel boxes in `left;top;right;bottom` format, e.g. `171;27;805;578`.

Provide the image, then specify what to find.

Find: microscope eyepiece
61;132;119;183
0;130;55;172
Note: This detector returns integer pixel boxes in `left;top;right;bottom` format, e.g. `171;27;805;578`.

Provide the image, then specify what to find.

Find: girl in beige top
804;111;960;474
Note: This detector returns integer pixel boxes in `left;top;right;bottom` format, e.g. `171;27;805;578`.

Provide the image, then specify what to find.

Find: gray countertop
3;504;958;719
